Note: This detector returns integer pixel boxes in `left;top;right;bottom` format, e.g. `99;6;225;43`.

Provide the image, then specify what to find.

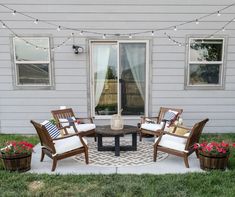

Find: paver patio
29;136;203;174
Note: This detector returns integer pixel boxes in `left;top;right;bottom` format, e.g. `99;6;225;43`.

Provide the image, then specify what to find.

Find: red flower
194;140;234;156
1;141;34;156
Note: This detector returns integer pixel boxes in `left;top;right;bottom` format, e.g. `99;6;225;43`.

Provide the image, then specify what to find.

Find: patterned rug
74;139;168;167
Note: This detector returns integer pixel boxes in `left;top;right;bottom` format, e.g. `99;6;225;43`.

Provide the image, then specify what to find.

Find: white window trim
11;35;55;90
185;36;227;90
89;39;150;119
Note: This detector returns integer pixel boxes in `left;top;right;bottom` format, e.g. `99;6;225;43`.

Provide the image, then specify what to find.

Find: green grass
0;134;235;197
0;171;235;196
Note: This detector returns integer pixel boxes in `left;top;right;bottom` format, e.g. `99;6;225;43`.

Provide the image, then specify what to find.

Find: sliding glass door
90;40;148;116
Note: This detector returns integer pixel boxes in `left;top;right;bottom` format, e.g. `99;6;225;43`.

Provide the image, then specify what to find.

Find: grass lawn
0;133;235;196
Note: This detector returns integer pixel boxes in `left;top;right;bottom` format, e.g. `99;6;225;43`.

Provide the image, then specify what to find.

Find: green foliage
0;134;235;196
0;172;235;196
0;134;39;170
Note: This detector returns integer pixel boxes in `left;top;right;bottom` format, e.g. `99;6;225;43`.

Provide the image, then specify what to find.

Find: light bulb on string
12;10;16;16
2;23;6;28
217;11;221;16
34;19;38;24
57;26;61;31
222;27;225;31
195;19;199;25
129;34;132;39
151;31;154;36
174;26;177;31
80;31;83;36
102;34;106;39
35;46;39;50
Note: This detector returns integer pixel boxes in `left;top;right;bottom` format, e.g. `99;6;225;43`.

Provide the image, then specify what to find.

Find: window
186;37;226;89
12;36;54;89
90;40;149;117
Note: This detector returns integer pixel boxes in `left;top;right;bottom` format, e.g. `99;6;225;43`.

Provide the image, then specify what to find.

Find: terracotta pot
0;153;32;172
199;151;229;171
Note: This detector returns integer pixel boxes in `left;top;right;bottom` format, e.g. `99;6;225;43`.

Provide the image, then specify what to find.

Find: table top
96;125;138;136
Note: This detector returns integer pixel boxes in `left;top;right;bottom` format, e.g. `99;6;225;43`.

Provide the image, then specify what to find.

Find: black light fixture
72;45;84;54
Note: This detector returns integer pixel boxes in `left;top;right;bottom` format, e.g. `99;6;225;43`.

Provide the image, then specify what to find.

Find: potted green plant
0;141;34;172
194;141;235;170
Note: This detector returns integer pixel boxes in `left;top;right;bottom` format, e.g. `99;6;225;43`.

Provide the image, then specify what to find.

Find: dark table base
97;133;137;156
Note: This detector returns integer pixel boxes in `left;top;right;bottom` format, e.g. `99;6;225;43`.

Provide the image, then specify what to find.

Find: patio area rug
74;139;168;167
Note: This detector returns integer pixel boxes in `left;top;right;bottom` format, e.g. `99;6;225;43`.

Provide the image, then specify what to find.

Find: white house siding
0;0;235;134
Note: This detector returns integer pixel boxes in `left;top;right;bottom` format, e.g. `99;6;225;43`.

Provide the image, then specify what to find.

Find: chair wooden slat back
185;118;209;150
51;108;75;128
30;120;56;154
157;107;183;123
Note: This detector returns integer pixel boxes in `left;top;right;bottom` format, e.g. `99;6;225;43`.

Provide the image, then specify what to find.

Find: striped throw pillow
163;110;179;122
42;120;60;139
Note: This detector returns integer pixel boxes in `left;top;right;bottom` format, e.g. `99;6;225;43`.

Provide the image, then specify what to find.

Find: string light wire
0;3;234;48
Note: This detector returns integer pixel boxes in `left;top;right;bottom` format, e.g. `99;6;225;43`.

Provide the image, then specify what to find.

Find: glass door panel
92;43;118;115
119;43;146;115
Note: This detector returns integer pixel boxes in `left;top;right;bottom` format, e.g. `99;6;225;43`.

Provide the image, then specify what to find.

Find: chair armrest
140;116;159;124
75;117;94;123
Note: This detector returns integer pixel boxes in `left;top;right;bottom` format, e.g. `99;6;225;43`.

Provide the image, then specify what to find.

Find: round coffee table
96;125;138;156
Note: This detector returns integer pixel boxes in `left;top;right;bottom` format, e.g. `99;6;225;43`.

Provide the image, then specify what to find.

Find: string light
102;34;106;39
0;2;234;50
79;31;83;36
34;19;38;24
57;26;61;31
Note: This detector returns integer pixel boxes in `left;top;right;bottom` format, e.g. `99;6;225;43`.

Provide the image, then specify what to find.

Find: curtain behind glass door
119;43;146;115
92;43;118;115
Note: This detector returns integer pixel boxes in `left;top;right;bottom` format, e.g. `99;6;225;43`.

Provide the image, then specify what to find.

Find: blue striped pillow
42;120;60;139
163;110;178;121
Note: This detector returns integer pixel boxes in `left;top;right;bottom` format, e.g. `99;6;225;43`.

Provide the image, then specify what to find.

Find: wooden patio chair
30;120;89;171
51;108;96;140
153;118;209;168
139;107;183;141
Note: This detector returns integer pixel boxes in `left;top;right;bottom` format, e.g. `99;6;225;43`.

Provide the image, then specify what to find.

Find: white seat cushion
155;134;188;152
75;123;96;132
141;122;164;131
59;118;95;134
53;136;87;155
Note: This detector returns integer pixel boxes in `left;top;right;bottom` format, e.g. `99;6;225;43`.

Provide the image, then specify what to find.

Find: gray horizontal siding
0;0;235;134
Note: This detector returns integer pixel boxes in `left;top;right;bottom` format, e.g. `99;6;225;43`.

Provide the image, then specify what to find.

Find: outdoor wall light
72;45;84;54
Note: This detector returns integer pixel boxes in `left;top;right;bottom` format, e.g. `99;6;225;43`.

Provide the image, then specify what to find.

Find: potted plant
0;141;34;172
194;141;235;170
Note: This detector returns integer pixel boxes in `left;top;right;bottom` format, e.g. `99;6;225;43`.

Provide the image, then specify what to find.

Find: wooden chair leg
52;158;57;171
40;150;45;162
195;149;199;158
153;146;157;162
84;148;89;164
183;155;189;168
139;132;142;141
